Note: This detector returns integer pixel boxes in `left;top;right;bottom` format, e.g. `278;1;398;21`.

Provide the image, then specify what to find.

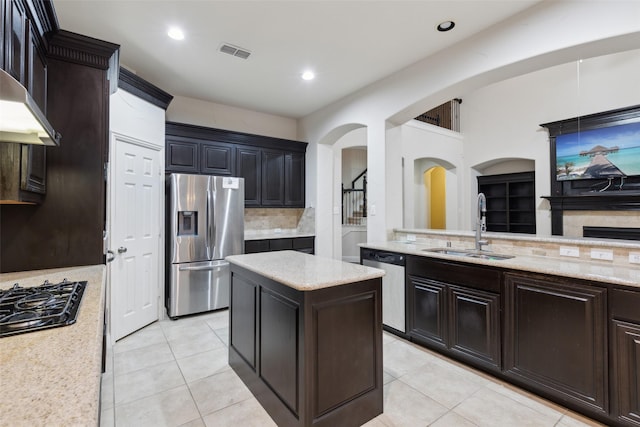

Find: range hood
0;69;61;146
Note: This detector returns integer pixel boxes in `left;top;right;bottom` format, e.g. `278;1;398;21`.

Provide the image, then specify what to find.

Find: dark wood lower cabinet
408;276;447;349
229;264;383;427
406;256;502;371
611;288;640;426
449;284;501;369
260;289;299;413
504;272;608;415
229;274;257;368
402;255;640;426
245;237;315;254
612;320;640;426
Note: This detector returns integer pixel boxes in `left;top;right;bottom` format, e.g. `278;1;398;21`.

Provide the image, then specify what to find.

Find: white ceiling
52;0;541;118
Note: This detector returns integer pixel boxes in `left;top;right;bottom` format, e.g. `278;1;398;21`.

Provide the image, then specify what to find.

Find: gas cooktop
0;279;87;338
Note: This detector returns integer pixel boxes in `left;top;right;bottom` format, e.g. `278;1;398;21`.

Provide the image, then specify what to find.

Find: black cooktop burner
0;279;87;338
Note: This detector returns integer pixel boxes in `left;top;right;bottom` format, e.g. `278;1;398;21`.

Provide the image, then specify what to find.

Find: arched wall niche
411;157;458;230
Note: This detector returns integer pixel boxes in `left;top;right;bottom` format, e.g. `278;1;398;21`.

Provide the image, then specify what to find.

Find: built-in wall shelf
478;171;536;235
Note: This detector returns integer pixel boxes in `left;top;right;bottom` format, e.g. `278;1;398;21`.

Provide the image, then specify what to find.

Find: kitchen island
226;251;385;427
0;265;106;427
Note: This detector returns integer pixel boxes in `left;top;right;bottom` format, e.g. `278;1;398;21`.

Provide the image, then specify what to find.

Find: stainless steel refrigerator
167;174;244;318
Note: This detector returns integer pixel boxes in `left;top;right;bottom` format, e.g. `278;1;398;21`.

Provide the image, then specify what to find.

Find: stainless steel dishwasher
361;248;406;333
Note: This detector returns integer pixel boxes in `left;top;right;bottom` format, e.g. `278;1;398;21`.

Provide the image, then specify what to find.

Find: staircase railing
342;169;367;225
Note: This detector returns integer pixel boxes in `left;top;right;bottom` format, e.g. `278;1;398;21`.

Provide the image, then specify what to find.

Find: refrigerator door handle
205;187;212;258
210;184;216;254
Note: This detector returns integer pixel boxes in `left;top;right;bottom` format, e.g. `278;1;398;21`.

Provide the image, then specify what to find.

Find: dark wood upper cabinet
285;152;305;206
237;146;261;206
166;138;199;173
0;142;44;203
4;0;47;114
1;0;52;205
201;141;234;176
5;0;26;82
27;19;47;113
21;144;46;194
165;122;307;208
261;150;285;206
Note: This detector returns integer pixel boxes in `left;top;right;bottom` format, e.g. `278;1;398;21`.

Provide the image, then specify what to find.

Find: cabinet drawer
407;256;501;292
269;238;293;251
245;240;270;254
292;237;314;250
611;288;640;323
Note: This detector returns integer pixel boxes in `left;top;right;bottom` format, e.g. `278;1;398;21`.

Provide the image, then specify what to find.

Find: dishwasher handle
362;249;404;266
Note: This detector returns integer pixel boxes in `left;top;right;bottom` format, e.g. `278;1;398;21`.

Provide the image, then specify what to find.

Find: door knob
118;246;128;254
106;250;115;263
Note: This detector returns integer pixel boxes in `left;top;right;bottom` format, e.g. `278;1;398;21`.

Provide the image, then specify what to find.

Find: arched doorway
424;166;446;229
333;129;368;262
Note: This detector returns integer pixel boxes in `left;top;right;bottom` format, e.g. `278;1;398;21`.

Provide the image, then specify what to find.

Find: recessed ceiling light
168;27;185;40
437;21;455;32
302;71;315;81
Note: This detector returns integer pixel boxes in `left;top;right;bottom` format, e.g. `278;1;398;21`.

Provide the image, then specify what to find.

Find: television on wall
555;121;640;181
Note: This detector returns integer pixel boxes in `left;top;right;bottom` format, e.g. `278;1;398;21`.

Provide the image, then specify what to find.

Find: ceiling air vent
219;43;251;60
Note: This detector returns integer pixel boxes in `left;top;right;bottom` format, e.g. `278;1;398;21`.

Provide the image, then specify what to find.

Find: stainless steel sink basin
422;248;515;260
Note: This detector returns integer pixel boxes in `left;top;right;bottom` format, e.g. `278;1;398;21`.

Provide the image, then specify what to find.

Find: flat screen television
555;121;640;181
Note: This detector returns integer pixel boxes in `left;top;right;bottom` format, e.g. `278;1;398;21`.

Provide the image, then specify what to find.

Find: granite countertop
226;250;384;291
244;230;315;241
361;241;640;289
0;264;106;427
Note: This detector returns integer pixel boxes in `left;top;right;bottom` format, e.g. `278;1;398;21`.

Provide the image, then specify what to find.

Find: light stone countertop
244;230;315;241
0;264;106;427
361;241;640;289
226;250;384;291
395;228;640;249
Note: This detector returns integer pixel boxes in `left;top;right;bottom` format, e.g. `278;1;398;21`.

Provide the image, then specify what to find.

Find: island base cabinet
504;272;608;416
229;265;383;427
230;275;257;368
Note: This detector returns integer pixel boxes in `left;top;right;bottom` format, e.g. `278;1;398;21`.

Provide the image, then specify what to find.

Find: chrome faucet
475;193;489;251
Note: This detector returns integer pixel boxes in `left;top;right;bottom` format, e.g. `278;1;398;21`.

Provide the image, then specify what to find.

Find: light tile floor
100;310;605;427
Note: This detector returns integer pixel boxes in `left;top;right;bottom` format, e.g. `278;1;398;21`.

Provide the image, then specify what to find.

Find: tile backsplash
244;208;314;233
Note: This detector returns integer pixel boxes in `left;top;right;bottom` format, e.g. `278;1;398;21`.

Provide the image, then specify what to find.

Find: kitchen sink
422;248;515;260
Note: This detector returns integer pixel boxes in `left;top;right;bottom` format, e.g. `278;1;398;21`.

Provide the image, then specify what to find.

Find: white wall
342;148;367;188
167;95;298;140
461;48;640;235
299;1;640;256
400;121;464;230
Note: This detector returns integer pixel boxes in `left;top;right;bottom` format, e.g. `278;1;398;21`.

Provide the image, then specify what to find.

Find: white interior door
110;134;161;340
